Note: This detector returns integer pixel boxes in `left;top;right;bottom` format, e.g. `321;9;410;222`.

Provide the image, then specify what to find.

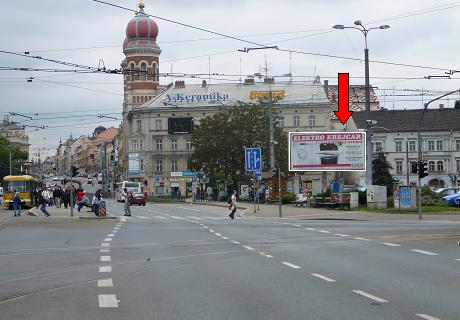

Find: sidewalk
189;201;460;221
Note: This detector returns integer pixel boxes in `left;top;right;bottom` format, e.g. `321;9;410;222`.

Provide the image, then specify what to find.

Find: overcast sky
1;0;460;159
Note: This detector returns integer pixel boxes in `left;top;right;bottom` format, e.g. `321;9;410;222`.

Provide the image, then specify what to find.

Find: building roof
94;127;119;142
352;108;460;132
133;80;330;111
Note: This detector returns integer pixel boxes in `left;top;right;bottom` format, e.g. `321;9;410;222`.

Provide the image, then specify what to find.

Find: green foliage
316;189;331;199
0;135;28;180
189;103;288;191
281;193;295;204
372;151;394;196
421;186;445;206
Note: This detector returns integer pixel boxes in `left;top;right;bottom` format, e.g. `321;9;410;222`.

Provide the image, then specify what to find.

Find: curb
189;201;249;210
28;209;38;217
78;216;117;220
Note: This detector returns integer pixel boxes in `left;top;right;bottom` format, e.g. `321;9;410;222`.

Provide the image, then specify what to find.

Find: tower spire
139;0;145;12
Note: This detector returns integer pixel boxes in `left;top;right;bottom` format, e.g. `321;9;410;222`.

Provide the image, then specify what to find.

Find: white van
116;181;142;202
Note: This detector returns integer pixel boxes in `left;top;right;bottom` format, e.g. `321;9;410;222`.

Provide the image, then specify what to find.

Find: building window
293;115;300;127
457;159;460;173
155;119;162;130
186;139;193;150
156;139;163;151
437;160;444;172
129;62;135;81
140;159;144;172
140;62;147;81
277;117;284;128
171;139;177;150
428;161;435;171
156;160;163;173
136;120;142;131
375;141;383;152
152;62;157;81
456;140;460;151
308;115;316;126
132;96;136;104
427;140;435;151
396;160;403;173
130;139;143;151
171;159;178;172
436;140;443;151
395;141;402;152
408;140;416;152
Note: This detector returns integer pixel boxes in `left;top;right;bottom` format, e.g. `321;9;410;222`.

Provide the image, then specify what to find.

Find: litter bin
98;200;106;217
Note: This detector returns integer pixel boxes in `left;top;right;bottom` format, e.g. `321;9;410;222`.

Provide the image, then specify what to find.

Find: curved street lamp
333;21;390;189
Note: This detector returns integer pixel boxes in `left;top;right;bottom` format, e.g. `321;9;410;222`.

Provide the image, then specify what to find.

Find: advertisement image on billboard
128;153;140;175
289;131;366;171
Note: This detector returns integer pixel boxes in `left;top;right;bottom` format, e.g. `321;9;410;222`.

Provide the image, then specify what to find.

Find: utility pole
406;140;409;186
9;148;12;175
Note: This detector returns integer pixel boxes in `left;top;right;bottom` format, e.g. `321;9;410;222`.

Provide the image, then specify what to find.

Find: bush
421;186;445;206
387;196;394;208
281;193;295;204
317;189;331;199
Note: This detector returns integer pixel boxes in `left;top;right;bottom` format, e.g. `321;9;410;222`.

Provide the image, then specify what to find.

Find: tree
0;135;28;179
372;150;394;196
188;103;288;191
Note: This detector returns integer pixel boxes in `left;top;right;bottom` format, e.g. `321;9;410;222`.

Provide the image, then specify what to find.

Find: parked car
443;193;460;206
436;187;460;198
130;193;146;206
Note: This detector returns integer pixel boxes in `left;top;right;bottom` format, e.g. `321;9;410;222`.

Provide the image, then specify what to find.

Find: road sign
245;147;262;172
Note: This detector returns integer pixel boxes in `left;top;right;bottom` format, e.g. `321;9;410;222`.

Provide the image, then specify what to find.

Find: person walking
53;187;62;208
12;191;21;217
228;190;237;220
62;188;70;209
92;190;102;215
122;187;132;216
38;189;50;217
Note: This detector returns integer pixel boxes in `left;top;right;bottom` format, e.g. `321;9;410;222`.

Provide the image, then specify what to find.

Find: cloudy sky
1;0;460;159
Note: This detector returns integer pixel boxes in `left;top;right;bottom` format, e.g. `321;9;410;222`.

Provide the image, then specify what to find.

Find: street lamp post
333;21;390;189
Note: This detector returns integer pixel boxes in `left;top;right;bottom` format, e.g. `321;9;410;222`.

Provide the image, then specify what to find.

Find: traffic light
411;161;418;174
418;160;428;179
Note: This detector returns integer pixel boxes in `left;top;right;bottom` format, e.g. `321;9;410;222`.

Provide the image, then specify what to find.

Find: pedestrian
77;191;90;212
53;187;62;208
12;190;21;217
33;188;40;208
207;186;213;201
122;187;132;216
38;189;50;217
62;188;70;209
228;190;237;220
92;190;102;215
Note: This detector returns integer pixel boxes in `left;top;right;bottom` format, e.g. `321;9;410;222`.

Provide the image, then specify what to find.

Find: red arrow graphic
334;73;353;125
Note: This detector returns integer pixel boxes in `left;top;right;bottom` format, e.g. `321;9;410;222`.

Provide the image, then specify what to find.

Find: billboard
289;131;366;171
168;117;193;134
128;153;140;175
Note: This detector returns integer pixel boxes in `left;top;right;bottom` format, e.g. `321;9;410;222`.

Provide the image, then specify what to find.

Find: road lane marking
215;233;222;236
104;238;112;242
456;259;460;261
416;314;441;320
354;237;370;241
209;229;215;233
265;255;273;258
232;241;240;244
305;228;315;231
119;217;126;222
259;252;266;255
107;234;115;237
100;249;110;253
99;266;112;273
318;230;330;234
170;216;185;220
177;207;201;211
100;256;111;262
101;243;110;247
411;249;439;256
352;290;388;303
243;246;255;251
97;278;113;287
311;273;336;282
221;237;229;240
293;224;301;227
281;262;301;269
203;226;208;228
137;216;150;219
335;234;350;237
98;294;118;308
382;242;400;247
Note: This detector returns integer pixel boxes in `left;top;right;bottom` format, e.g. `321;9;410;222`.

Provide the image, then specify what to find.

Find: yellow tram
2;175;42;209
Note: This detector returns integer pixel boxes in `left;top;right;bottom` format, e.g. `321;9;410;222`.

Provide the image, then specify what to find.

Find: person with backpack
12;191;21;217
228;190;237;219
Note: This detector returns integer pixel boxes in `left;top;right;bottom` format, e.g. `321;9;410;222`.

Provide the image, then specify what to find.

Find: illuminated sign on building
249;90;286;100
165;92;229;103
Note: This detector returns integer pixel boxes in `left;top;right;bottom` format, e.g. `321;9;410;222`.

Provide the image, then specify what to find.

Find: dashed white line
243;245;255;251
215;233;222;236
100;249;110;253
221;237;229;240
107;234;115;237
305;227;315;231
352;290;388;303
100;256;111;262
101;243;110;247
99;266;112;273
382;242;400;247
232;241;240;244
209;229;215;233
415;314;441;320
258;252;266;255
411;249;439;256
311;273;336;282
97;278;113;287
137;216;150;219
354;237;370;241
318;230;331;234
293;224;301;227
281;262;301;269
98;294;118;308
170;216;185;220
455;258;460;261
104;238;112;242
264;254;273;258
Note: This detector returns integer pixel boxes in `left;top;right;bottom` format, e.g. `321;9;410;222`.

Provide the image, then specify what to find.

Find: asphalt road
1;201;459;320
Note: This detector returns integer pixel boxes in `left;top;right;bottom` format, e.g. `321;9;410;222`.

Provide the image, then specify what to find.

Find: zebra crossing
120;214;228;221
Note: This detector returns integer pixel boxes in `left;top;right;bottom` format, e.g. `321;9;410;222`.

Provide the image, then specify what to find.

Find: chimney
324;80;329;97
439;103;444;110
174;80;185;88
264;77;275;84
244;78;255;85
201;80;207;88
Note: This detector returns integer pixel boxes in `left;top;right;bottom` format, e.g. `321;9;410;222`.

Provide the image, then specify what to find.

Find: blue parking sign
245;148;262;172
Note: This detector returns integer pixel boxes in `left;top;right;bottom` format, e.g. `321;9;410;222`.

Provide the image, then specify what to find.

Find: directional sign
245;147;262;172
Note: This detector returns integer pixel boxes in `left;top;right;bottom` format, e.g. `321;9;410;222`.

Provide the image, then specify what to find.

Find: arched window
129;62;135;81
152;62;158;81
140;96;144;103
136;96;140;103
437;161;444;172
428;161;435;171
140;62;147;81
